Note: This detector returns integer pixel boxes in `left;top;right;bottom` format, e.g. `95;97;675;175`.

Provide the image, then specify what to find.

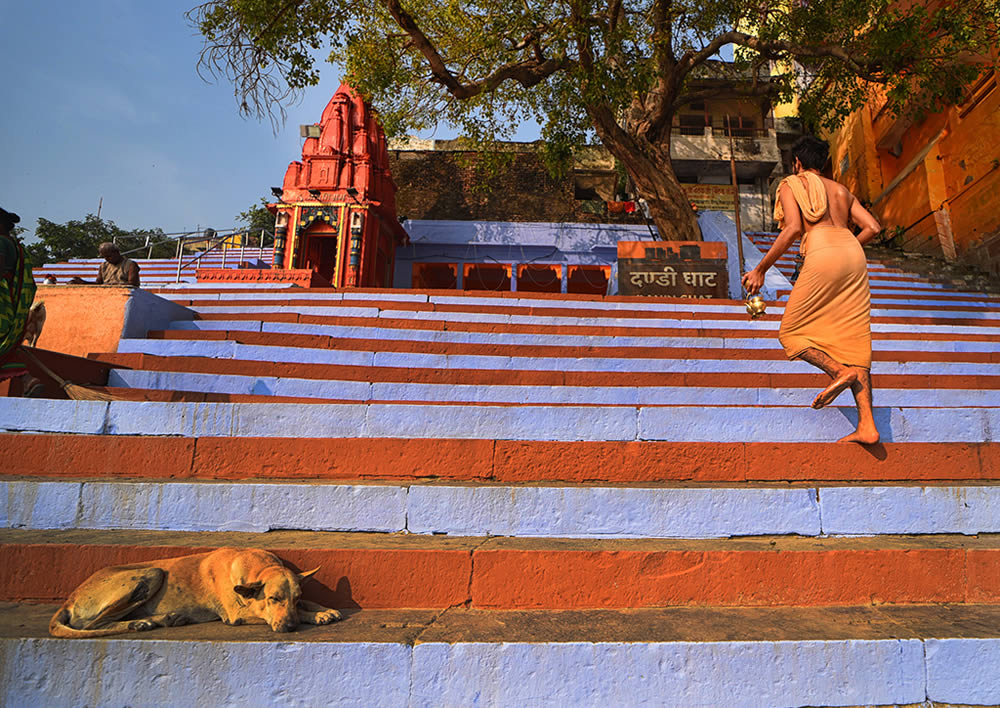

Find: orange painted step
4;530;1000;609
145;329;1000;364
93;352;1000;389
182;298;1000;327
189;312;1000;342
4;434;997;483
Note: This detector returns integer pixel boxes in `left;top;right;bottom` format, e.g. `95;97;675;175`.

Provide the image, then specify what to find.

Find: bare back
779;173;881;243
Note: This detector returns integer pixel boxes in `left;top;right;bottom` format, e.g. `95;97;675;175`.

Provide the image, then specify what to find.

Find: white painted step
8;479;1000;538
2;399;997;442
107;369;1000;408
114;338;1000;375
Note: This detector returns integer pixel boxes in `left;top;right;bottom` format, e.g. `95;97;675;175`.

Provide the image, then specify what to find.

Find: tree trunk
625;150;702;242
587;112;702;241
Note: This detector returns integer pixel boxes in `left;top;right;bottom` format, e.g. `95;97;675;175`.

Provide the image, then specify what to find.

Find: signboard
682;184;736;211
617;241;728;298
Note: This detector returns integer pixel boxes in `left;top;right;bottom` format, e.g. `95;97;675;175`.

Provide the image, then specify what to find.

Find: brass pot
746;295;767;320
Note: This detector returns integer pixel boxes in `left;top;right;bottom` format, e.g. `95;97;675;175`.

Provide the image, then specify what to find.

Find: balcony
670;117;781;179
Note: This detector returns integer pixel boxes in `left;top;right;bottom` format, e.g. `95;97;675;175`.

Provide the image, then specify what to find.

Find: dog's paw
128;619;157;632
314;609;342;624
164;612;190;627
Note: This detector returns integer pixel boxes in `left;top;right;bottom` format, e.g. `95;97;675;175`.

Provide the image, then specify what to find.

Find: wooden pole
727;116;745;278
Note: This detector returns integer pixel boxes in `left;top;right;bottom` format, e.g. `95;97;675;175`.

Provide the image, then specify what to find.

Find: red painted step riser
179;299;1000;327
3;543;999;609
145;329;1000;363
93;353;1000;389
4;435;997;483
178;293;1000;313
189;312;1000;341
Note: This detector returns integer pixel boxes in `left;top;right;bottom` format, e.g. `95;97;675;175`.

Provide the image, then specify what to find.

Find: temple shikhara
269;84;408;287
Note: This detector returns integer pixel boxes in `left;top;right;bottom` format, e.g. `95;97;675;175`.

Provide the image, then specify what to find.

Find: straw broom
18;346;120;401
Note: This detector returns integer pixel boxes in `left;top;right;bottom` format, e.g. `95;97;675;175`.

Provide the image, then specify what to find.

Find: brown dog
49;547;342;638
22;301;45;347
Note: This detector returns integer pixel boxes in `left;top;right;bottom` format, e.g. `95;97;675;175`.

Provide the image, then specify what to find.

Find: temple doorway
305;234;340;286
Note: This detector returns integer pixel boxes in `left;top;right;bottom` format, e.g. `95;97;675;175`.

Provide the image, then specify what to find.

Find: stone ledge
4;604;1000;706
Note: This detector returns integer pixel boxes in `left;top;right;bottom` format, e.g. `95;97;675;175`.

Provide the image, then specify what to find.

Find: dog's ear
233;581;264;599
297;567;321;582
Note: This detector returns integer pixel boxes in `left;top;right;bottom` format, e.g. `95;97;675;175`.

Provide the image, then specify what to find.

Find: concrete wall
699;211;791;300
28;286;194;357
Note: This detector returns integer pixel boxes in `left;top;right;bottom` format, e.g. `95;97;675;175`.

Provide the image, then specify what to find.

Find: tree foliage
189;0;999;240
235;198;276;243
26;215;172;266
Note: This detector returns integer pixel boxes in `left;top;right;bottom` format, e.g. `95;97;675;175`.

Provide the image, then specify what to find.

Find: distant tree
235;199;275;245
26;214;172;265
189;0;998;241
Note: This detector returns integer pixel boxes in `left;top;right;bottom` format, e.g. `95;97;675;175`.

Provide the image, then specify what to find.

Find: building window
517;264;562;293
678;114;709;136
959;69;996;118
722;116;757;137
567;265;610;295
412;262;457;289
464;263;511;291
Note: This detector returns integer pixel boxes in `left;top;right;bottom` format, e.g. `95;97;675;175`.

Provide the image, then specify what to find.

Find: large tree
26;215;171;265
189;0;998;241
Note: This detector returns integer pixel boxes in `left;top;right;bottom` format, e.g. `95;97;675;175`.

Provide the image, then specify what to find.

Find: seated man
69;242;140;287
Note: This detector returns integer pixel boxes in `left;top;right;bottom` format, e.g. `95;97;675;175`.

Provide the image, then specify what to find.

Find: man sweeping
0;207;42;396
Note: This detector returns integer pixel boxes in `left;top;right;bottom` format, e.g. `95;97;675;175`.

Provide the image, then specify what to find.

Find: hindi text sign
617;241;728;298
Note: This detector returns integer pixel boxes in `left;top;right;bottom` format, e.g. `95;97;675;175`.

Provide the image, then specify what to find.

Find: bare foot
838;424;880;445
812;370;858;409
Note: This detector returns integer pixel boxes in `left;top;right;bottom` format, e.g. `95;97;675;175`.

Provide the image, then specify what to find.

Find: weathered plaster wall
28;286;194;358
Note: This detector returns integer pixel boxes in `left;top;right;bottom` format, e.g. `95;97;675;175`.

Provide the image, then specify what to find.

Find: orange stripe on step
2;435;995;484
469;547;967;607
0;541;984;608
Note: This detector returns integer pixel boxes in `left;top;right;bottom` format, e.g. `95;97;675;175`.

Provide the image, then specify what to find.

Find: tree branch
381;0;570;98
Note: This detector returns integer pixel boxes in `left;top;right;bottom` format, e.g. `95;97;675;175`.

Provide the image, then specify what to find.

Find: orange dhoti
778;225;872;369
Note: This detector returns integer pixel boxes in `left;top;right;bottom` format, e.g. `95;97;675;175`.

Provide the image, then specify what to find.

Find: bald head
99;242;122;264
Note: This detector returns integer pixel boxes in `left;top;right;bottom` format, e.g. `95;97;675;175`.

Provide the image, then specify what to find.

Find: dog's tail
48;605;129;638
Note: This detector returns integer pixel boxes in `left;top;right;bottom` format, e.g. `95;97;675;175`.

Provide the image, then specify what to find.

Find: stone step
4;602;998;706
7;477;1000;538
163;318;1000;351
3;398;999;442
104;369;1000;407
4;434;996;483
143;328;1000;363
95;352;1000;393
4;529;1000;609
113;338;1000;376
168;294;1000;324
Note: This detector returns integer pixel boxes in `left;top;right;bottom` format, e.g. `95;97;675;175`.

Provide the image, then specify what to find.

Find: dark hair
0;207;20;233
791;135;830;171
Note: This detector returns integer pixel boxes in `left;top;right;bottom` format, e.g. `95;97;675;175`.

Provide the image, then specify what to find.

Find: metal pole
175;236;185;283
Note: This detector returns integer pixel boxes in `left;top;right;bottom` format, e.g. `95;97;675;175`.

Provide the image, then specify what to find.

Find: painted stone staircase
2;237;1000;705
31;247;276;286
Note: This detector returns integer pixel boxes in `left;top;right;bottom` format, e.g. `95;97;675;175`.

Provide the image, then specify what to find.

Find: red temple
268;84;408;287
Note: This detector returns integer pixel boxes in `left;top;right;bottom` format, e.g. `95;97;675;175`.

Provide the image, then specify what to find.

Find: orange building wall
826;67;1000;271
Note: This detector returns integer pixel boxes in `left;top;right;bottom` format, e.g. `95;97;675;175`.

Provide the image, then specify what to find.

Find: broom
18;346;121;401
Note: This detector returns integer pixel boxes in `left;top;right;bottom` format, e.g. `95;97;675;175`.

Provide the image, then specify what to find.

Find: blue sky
2;1;533;246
